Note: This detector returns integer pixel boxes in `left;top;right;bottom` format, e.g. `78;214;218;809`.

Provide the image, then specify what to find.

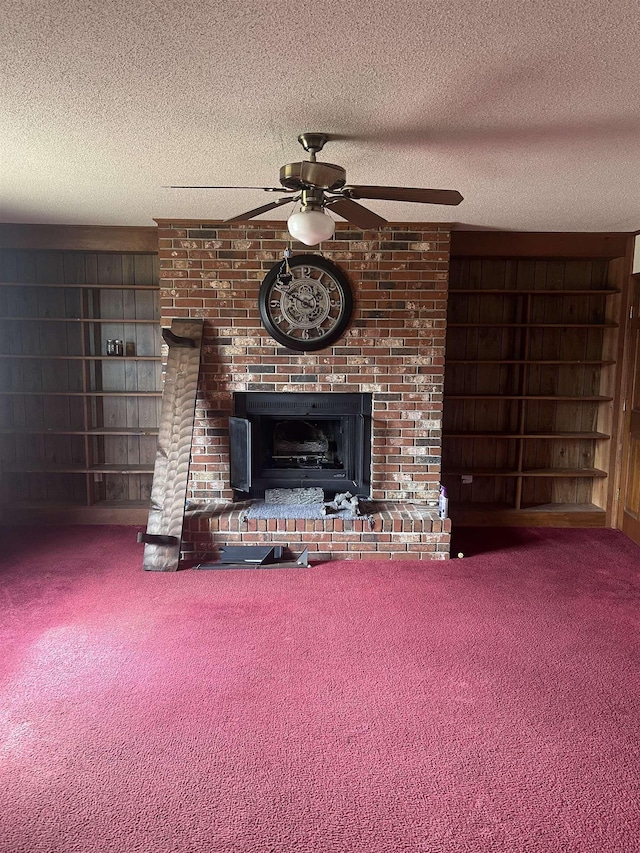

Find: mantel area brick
156;219;452;560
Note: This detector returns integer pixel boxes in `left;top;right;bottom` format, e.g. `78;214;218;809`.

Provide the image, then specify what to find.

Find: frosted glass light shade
287;208;335;246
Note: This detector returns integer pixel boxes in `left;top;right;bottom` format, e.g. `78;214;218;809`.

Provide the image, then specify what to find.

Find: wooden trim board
451;231;630;259
0;224;158;253
142;319;204;571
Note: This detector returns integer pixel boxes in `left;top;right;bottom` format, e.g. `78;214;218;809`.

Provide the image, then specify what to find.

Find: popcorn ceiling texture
157;219;452;560
1;0;639;231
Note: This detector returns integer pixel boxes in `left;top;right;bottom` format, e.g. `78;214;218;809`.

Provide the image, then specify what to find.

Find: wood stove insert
230;392;372;499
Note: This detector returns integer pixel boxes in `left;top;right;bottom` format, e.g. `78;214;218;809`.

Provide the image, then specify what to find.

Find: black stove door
229;417;251;492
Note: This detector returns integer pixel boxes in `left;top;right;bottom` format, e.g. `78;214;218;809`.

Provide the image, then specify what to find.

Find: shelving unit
442;258;622;527
0;250;160;523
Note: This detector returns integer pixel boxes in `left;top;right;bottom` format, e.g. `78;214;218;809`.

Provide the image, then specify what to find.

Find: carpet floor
0;525;639;852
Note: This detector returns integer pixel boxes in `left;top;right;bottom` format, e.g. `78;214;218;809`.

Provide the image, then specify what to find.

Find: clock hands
289;293;316;310
278;282;320;311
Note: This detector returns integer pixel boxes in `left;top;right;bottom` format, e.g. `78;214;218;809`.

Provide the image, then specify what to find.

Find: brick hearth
157;219;452;560
184;502;450;562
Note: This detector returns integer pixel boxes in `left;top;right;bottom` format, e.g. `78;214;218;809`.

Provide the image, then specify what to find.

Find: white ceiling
1;0;639;232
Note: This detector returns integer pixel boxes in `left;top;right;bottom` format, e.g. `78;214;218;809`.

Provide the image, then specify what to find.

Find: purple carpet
1;525;639;852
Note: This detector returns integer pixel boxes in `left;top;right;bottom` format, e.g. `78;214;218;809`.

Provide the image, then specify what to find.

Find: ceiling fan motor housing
279;161;347;192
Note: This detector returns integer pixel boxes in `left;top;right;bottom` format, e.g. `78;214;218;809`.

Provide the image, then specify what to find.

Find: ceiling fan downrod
297;133;329;162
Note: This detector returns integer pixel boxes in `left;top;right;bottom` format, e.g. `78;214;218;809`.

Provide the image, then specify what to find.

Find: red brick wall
156;219;452;559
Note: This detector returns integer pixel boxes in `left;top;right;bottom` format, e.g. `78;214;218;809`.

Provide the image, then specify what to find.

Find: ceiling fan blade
224;196;298;222
344;185;464;205
166;185;286;192
325;197;388;228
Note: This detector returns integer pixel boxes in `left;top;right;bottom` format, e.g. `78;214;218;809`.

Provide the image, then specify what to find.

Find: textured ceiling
1;0;639;232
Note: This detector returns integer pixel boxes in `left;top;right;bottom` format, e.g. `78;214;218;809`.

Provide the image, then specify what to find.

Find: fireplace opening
230;392;372;499
270;419;341;469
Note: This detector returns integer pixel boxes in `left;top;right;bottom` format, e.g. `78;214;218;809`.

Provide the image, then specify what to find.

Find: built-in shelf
0;246;161;520
443;255;623;526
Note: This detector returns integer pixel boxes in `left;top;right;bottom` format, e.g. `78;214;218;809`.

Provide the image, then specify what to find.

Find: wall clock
258;254;353;351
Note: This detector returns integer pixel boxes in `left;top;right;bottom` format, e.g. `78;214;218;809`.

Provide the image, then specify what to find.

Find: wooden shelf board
0;427;159;436
0;391;162;397
3;501;149;509
444;394;613;401
0;500;89;509
2;499;149;509
93;464;155;474
444;467;608;478
2;463;154;474
518;502;605;512
443;431;610;440
86;427;159;436
0;502;150;525
451;501;605;512
449;502;607;528
0;282;158;290
447;322;617;328
1;317;158;324
446;359;616;365
448;289;621;295
0;354;161;361
93;499;150;508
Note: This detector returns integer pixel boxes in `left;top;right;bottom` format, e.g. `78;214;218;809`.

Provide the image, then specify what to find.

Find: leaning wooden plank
142;319;204;571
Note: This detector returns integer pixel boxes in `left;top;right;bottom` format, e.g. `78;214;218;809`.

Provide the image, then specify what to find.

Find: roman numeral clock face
258;254;353;351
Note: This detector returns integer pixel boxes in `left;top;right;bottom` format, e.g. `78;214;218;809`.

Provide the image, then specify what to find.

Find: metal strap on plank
142;319;204;571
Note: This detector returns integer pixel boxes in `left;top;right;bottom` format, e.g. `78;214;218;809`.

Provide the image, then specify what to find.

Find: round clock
258;254;353;351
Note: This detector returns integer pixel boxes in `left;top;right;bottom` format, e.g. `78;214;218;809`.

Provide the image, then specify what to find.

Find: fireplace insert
230;392;372;498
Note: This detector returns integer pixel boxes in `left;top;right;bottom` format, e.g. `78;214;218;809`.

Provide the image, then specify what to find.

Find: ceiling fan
169;133;464;246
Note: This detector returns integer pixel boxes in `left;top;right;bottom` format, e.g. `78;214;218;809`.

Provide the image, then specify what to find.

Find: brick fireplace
156;219;452;560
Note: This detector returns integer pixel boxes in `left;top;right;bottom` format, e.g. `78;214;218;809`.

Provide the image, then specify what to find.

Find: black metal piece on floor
219;545;283;565
137;532;179;546
193;547;309;571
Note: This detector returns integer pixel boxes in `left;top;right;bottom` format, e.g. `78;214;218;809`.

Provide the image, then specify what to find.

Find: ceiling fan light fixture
287;207;335;246
170;134;463;233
